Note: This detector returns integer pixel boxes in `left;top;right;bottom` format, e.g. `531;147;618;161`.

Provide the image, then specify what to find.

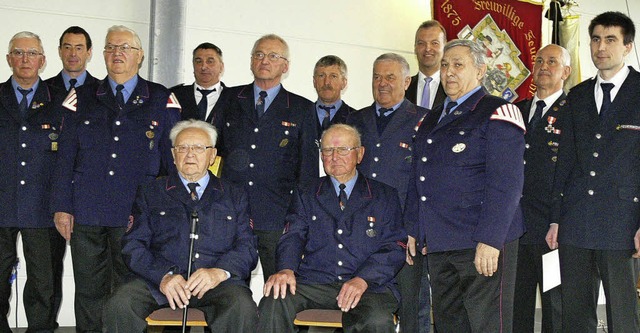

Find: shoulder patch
61;88;77;112
166;92;182;111
490;104;525;132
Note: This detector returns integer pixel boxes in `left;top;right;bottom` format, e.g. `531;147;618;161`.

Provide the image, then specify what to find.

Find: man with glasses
171;42;230;125
215;34;317;281
0;31;67;333
51;25;180;332
346;52;427;333
104;119;258;332
46;26;98;93
258;124;406;333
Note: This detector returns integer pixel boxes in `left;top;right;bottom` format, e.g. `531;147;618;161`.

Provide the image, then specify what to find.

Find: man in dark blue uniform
548;11;640;332
312;55;354;139
0;31;67;333
347;52;427;333
171;42;230;126
258;124;406;333
104;120;258;332
216;34;317;281
46;26;98;92
50;25;180;332
513;44;571;333
404;39;525;332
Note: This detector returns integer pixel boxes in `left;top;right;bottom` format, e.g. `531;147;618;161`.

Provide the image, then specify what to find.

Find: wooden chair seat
146;307;207;332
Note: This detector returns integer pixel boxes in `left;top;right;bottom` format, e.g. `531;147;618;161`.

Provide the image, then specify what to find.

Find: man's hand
263;269;296;299
546;224;559;250
160;274;190;310
633;228;640;259
185;268;228;299
53;212;74;241
336;277;368;312
406;236;416;265
474;242;500;277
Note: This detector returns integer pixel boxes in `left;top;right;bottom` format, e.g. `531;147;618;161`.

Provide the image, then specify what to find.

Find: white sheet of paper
542;249;561;292
318;150;326;177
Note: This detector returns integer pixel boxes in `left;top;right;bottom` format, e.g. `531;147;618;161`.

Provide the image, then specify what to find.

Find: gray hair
105;25;142;49
314;55;348;78
558;46;571;67
374;53;410;78
170;119;218;147
251;34;289;60
321;123;362;147
8;31;43;53
444;39;486;68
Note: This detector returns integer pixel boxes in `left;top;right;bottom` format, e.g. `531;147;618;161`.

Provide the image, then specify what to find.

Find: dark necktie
69;78;77;91
600;83;614;119
376;107;394;135
187;182;200;201
115;84;125;109
420;77;433;108
17;87;32;118
318;105;335;130
197;88;215;121
528;100;546;131
444;101;458;115
256;91;268;118
338;183;347;211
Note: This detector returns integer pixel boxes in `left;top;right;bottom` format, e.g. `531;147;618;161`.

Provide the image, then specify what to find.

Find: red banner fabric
433;0;543;102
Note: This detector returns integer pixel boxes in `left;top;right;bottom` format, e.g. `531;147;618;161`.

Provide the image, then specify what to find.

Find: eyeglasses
173;144;213;154
9;49;43;59
320;146;360;157
251;52;288;62
104;43;140;54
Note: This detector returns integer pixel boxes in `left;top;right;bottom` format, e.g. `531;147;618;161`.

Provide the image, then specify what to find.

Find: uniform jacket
404;88;526;252
406;73;447;109
552;67;640;250
277;174;406;299
216;83;318;231
347;99;427;209
50;76;181;228
516;93;567;244
122;171;258;304
0;78;66;228
44;71;98;93
313;101;355;140
170;82;230;125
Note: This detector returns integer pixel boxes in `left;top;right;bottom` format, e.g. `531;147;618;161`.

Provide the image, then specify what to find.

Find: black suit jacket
516;93;567;244
44;71;98;94
553;67;640;250
170;82;230;125
406;73;446;109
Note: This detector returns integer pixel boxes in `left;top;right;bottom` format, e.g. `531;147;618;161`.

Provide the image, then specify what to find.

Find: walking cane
182;211;199;333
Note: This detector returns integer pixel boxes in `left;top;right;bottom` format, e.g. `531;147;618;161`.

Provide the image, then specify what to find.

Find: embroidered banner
433;0;543;101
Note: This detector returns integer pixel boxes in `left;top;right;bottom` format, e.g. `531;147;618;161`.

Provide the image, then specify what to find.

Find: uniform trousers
513;243;562;333
0;227;63;333
103;276;257;333
559;244;639;333
428;239;518;333
254;230;281;282
257;282;398;333
396;252;431;333
70;225;128;333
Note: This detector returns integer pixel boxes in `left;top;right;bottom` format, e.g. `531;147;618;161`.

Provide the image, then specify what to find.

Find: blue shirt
329;171;359;199
316;99;343;126
61;70;89;91
108;75;139;104
11;77;39;108
178;172;210;199
375;100;404;117
253;83;281;113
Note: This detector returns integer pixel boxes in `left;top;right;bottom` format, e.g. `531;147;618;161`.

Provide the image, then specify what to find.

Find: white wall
2;0;638;328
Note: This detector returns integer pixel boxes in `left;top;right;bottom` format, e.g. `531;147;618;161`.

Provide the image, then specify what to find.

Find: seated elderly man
257;124;406;333
103;119;258;332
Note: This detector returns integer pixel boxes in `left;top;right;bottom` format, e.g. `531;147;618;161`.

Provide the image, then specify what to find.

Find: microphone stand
182;211;199;333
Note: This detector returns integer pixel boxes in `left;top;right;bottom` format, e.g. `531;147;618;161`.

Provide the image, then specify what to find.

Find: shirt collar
443;85;482;113
178;172;210;198
108;75;139;103
375;100;404;116
330;171;359;198
532;89;564;116
62;70;88;90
